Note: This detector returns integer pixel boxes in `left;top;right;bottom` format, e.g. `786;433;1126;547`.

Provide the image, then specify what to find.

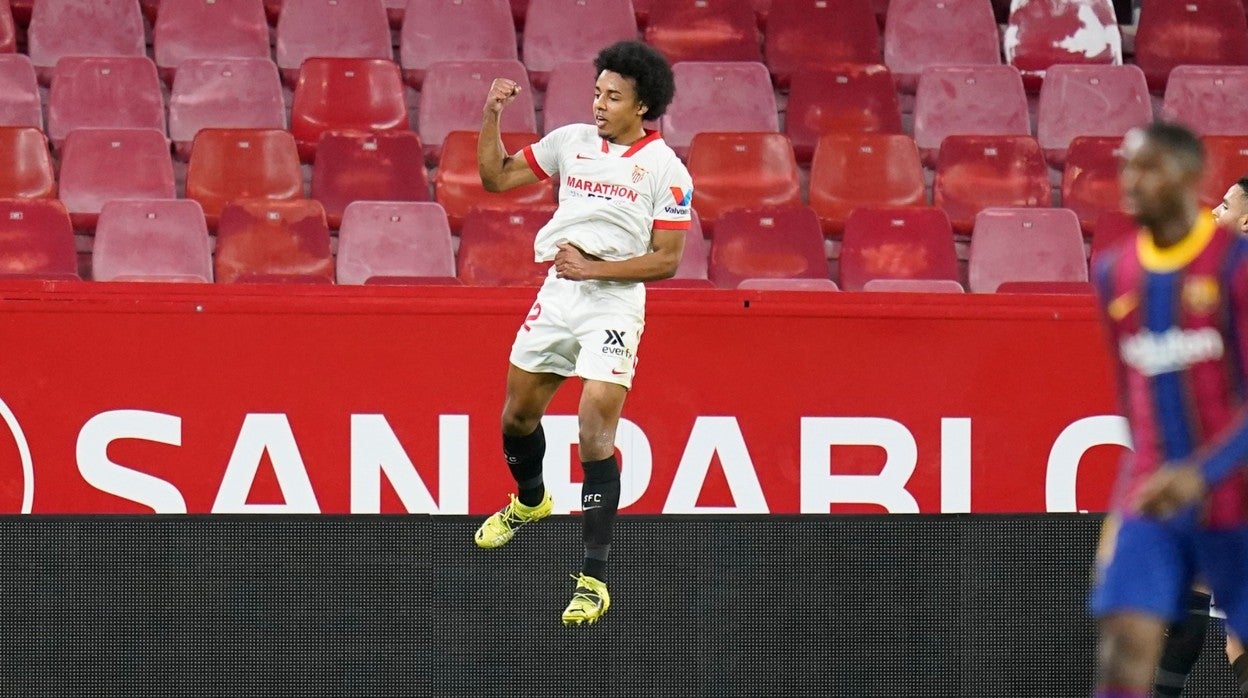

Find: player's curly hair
594;41;676;121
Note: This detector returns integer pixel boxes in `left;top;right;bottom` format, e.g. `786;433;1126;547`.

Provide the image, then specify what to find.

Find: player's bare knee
577;425;615;462
1097;625;1161;687
501;408;541;437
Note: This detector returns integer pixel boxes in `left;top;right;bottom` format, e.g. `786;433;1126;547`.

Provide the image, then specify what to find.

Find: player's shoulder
543;123;598;148
642;135;689;178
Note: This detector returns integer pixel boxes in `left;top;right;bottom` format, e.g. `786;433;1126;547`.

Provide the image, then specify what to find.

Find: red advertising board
0;281;1126;515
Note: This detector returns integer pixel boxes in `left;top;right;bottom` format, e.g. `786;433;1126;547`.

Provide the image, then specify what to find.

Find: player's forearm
583;249;682;282
477;111;510;192
1195;409;1248;487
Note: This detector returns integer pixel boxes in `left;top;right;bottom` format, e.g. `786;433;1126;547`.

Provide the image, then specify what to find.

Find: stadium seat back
457;206;556;286
1161;66;1248;137
434;130;553;232
186;128;305;230
336;201;456;284
93;199;213;282
913;65;1030;165
0;199;78;279
47;56;166;148
660;61;778;158
522;0;637;84
59;128;177;230
1061;136;1123;234
290;57;410;162
1004;0;1122;91
28;0;146;81
764;0;880;87
542;61;595;134
311;131;430;229
785;63;902;164
708;205;828;288
0;54;41;129
808;133;926;236
275;0;393;83
1135;0;1248;91
215;198;334;283
840;206;958;291
687;132;802;235
153;0;271;82
420;59;536;164
934;135;1051;233
169;58;287;159
1036;64;1150;166
884;0;1002;92
0;126;54;199
968;207;1087;292
400;0;517;88
644;0;761;64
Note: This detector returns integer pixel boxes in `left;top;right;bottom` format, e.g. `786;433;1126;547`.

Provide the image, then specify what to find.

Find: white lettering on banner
213;414;320;513
799;417;921;513
543;416;652;514
1045;415;1132;512
77;410;187;513
664;416;769;513
941;418;972;513
349;414;469;514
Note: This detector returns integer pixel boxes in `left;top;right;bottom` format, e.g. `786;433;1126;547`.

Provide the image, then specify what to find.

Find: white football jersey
521;124;693;262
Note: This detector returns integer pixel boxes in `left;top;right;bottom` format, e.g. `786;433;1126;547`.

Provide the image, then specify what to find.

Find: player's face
1213;184;1248;234
593;70;647;143
1120;130;1197;230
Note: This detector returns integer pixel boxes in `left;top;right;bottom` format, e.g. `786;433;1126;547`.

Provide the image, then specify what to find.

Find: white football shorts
509;269;646;388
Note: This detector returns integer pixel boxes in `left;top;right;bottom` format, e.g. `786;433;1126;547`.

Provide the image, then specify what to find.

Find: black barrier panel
0;515;1238;697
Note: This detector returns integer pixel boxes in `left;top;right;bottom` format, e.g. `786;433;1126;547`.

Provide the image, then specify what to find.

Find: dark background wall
0;515;1235;698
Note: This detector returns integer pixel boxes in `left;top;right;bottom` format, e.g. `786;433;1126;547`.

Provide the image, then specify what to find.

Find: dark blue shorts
1091;513;1248;637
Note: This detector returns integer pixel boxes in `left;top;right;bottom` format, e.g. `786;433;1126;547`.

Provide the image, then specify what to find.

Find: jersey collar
600;129;662;158
1137;213;1217;273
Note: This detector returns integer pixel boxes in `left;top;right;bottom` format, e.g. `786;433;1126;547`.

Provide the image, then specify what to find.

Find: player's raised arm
478;78;540;192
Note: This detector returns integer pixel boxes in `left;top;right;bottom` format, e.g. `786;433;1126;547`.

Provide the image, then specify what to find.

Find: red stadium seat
764;0;880;88
934;135;1051;234
648;216;713;288
0;0;14;54
58;128;177;231
1061;136;1123;235
419;60;536;165
310;131;431;229
169;58;286;161
433;130;554;232
274;0;393;84
913;65;1030;167
47;57;166;149
1090;209;1137;261
1161;66;1248;137
1036;64;1150;167
708;206;828;289
93;200;213;282
1003;0;1122;92
884;0;1002;92
336;201;456;285
785;64;902;164
28;0;146;83
215;198;334;283
0;199;78;279
839;206;958;291
1199;135;1248;211
808;133;926;236
290;57;410;163
644;0;761;64
686;132;802;235
153;0;270;84
0;55;41;129
0;126;54;199
186;128;305;230
1135;0;1248;92
542;61;595;134
969;208;1087;292
660;62;778;158
737;278;840;291
863;278;964;292
457;206;555;287
522;0;637;86
400;0;517;88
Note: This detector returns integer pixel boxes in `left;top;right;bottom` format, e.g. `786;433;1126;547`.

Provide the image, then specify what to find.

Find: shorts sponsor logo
602;329;633;358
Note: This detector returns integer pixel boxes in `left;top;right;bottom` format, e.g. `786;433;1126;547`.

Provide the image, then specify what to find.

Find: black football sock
580;454;620;582
503;424;546;507
1154;590;1211;697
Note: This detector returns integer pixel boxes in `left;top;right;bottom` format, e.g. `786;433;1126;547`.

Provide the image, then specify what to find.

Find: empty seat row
12;52;1248;178
15;0;1247;94
0;197;1091;293
10;124;1244;244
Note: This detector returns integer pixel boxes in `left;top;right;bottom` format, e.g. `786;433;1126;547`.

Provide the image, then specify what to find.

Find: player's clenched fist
484;78;521;116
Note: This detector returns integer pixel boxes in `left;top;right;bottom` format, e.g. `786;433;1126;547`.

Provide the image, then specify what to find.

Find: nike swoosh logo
611;369;628;375
576;154;594;160
582;505;602;511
